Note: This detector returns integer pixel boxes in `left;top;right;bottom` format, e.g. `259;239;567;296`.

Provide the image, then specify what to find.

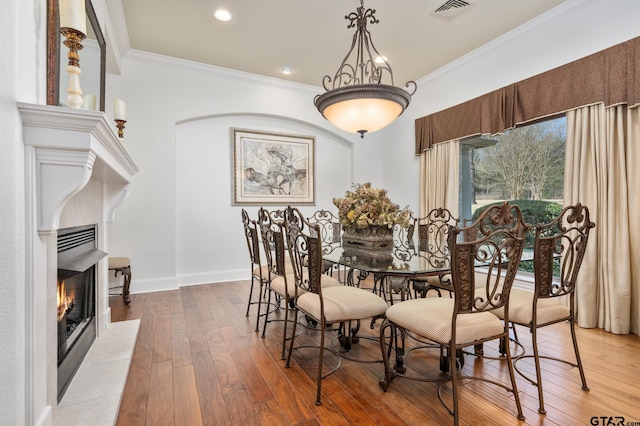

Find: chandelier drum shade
314;0;416;138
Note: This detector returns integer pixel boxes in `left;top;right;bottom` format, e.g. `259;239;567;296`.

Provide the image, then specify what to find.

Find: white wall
175;114;353;286
106;53;378;292
379;0;640;216
2;0;43;422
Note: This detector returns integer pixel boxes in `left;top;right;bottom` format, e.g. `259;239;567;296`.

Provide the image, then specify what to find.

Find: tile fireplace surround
18;103;139;426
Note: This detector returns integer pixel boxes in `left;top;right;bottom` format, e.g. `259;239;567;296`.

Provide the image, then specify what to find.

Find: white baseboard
129;276;179;294
177;269;248;287
128;270;248;293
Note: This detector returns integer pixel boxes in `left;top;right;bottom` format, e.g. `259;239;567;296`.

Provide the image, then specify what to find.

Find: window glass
459;116;566;275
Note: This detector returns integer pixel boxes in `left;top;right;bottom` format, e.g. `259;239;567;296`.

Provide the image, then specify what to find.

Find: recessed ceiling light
374;55;388;64
214;9;231;22
280;65;294;75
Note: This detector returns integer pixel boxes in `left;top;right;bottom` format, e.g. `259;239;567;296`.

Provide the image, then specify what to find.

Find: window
459;116;566;275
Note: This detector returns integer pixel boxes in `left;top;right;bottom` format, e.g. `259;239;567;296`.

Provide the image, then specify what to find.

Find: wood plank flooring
111;279;640;425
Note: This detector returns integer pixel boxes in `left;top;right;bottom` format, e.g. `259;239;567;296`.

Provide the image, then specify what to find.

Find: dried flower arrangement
333;182;412;230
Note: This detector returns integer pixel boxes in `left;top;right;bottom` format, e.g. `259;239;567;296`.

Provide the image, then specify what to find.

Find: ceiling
122;0;567;88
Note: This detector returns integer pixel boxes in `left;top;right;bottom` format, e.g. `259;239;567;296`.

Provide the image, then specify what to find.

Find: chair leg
511;321;519;343
285;307;299;368
280;296;290;360
505;332;526;420
474;343;484;356
246;277;255;317
378;320;392;391
261;288;273;338
122;266;131;304
110;267;132;304
394;327;406;374
315;317;326;406
254;280;264;333
450;342;460;426
570;320;589;391
531;326;546;414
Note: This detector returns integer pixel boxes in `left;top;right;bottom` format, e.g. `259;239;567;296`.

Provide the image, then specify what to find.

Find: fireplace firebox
57;224;107;401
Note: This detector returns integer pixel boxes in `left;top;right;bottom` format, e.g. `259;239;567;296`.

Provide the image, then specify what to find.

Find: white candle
114;99;127;120
59;0;87;34
83;94;96;110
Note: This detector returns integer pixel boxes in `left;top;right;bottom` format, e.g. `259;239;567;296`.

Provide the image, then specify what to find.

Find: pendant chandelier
314;0;417;138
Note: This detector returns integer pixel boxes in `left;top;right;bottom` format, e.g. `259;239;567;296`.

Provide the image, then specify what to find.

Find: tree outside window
472;118;565;203
460;116;566;275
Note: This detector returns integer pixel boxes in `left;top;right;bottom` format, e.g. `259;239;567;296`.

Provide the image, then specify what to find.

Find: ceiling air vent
430;0;475;22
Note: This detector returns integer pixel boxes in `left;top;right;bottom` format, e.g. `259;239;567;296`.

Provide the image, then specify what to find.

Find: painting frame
232;128;315;205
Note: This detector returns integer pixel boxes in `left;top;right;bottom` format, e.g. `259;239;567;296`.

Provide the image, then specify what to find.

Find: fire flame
57;281;74;321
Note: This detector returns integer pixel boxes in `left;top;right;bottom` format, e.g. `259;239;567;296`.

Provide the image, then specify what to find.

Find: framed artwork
232;128;315;205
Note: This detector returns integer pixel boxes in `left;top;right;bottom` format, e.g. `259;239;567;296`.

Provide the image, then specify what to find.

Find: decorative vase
343;225;394;249
342;225;394;265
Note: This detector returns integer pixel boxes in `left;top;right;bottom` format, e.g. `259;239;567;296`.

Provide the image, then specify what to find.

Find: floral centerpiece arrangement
333;182;412;230
333;183;412;262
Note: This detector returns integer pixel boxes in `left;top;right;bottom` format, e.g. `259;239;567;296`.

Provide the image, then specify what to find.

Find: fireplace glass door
57;266;95;363
57;224;105;400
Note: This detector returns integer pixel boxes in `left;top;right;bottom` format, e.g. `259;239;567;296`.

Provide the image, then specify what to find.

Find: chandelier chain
314;0;417;137
322;1;391;91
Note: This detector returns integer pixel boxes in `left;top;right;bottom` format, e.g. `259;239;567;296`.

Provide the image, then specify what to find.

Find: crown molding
126;49;322;93
104;0;131;74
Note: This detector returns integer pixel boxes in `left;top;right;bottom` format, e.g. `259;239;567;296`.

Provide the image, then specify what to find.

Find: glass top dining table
321;231;534;299
322;242;451;278
321;235;450;303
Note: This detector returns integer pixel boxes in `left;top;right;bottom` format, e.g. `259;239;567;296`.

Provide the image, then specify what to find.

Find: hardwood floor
111;279;640;425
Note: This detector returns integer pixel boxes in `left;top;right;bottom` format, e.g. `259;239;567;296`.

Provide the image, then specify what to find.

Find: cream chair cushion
253;262;293;280
252;265;271;280
270;269;340;298
297;286;388;323
253;261;294;281
385;298;504;345
492;287;570;325
269;274;295;298
108;257;130;269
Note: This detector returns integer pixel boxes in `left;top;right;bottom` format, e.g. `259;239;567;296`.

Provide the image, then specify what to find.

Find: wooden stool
108;257;132;304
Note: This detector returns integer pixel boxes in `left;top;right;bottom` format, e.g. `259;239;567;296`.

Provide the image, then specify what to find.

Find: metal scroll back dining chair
379;224;527;425
307;209;342;278
457;201;532;356
408;207;459;298
307;209;342;254
458;201;530;244
241;209;270;333
259;207;342;356
492;203;595;414
283;206;388;406
257;207;294;355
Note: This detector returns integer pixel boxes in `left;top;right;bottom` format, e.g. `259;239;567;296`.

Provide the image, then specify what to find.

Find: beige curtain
565;104;640;334
627;107;640;336
420;140;460;217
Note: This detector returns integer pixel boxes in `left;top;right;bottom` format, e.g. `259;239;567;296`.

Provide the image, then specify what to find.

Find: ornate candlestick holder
115;119;127;139
60;27;86;109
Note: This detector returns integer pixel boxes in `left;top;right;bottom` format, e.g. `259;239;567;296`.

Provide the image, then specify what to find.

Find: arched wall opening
175;113;354;285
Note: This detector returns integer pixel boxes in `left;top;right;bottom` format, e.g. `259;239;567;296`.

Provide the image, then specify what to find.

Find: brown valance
415;36;640;154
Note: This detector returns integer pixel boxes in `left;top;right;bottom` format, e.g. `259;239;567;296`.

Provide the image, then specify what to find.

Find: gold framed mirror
47;0;106;111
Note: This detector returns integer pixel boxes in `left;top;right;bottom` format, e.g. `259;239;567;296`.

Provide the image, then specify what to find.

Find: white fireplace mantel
18;102;140;426
18;103;138;234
